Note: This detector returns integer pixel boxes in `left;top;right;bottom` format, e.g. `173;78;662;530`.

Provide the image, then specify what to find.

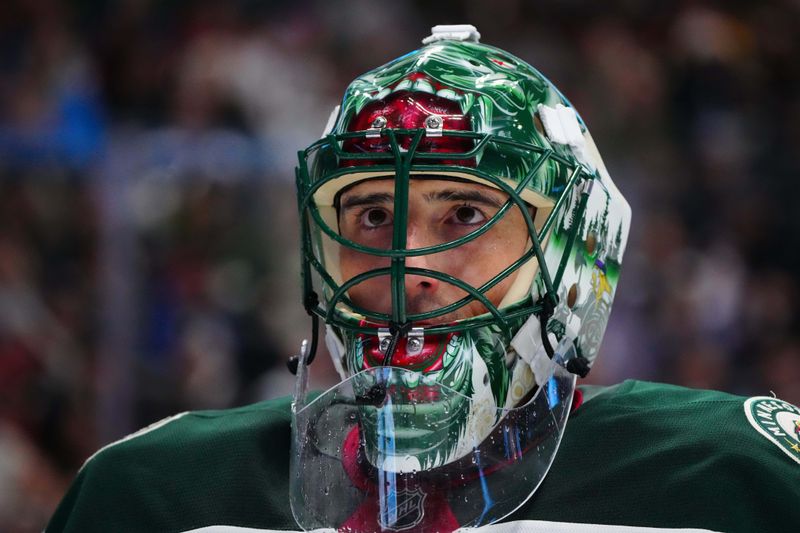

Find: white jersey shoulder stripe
183;526;336;533
457;520;721;532
81;411;189;470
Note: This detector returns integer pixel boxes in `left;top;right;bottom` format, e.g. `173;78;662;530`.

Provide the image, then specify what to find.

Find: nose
404;226;441;299
404;260;440;298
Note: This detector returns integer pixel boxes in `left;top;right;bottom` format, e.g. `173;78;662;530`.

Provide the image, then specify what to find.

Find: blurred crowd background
1;0;799;530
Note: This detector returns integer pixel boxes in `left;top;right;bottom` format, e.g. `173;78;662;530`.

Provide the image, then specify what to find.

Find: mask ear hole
567;284;579;308
585;232;597;254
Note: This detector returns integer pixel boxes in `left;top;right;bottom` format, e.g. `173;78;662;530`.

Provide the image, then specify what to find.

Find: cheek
340;249;387;280
435;217;529;310
456;243;523;314
339;249;391;306
445;222;528;284
452;249;519;302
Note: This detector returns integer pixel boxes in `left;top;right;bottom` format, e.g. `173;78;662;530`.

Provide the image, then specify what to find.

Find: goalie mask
290;25;631;532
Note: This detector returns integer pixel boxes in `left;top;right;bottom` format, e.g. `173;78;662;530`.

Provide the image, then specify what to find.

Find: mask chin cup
290;358;576;532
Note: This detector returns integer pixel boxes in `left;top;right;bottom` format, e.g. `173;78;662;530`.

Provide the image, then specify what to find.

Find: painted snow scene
538;171;630;368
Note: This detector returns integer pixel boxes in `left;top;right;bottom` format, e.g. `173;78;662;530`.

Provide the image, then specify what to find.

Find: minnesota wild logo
744;396;800;465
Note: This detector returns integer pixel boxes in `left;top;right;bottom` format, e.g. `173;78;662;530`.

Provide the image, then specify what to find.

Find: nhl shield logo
379;487;427;531
744;396;800;465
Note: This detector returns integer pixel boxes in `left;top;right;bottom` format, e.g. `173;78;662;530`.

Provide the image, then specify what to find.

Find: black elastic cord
351;321;413;407
306;314;320;366
355;382;388;407
537;294;557;359
287;352;300;375
287;293;321;375
566;354;590;378
537;293;590;378
381;321;411;366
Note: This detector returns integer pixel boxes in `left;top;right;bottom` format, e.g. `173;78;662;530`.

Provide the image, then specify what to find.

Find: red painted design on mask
342;78;475;167
357;330;455;373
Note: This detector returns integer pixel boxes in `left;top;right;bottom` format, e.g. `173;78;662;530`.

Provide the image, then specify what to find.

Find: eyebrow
339;192;394;210
339;188;505;210
424;189;504;208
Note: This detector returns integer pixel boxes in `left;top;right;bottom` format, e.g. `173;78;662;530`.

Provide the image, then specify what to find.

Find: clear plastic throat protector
290;352;576;533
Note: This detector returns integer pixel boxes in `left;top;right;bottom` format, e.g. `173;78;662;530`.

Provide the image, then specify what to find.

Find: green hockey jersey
46;380;800;532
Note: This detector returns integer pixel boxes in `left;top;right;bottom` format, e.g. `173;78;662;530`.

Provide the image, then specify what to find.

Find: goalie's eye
450;205;486;225
360;207;392;229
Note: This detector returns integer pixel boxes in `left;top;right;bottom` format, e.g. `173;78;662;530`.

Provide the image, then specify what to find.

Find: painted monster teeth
392;79;412;92
422;372;438;386
461;92;475;112
443;334;460;368
413;79;435;94
436;88;459;101
353;98;368;116
402;371;421;388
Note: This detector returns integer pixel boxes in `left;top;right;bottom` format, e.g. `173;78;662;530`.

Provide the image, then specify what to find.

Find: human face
337;178;532;324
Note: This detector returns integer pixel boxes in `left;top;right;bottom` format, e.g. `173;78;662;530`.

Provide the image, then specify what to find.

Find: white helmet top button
422;25;481;44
